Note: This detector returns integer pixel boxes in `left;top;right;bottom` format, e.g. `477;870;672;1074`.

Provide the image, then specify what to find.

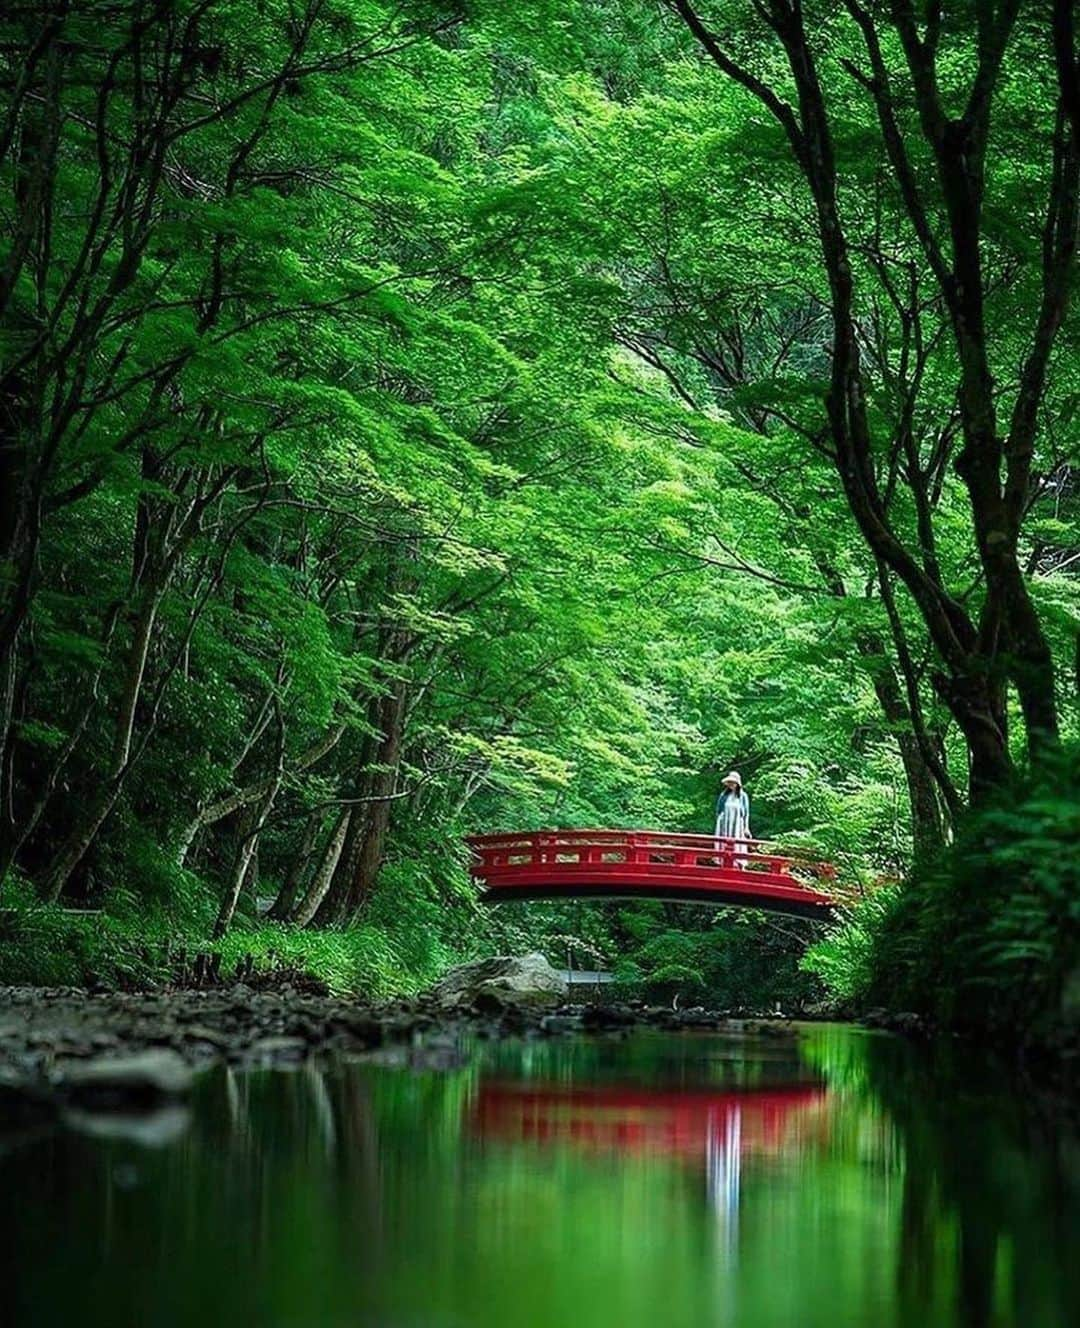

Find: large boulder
430;953;567;1009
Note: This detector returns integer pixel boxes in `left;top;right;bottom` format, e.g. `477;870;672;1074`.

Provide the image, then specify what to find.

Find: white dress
715;789;750;841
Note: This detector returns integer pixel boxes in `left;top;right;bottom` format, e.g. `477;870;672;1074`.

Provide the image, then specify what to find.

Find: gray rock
179;1024;231;1048
247;1036;308;1062
429;953;568;1009
539;1014;584;1036
328;1014;384;1047
58;1049;194;1109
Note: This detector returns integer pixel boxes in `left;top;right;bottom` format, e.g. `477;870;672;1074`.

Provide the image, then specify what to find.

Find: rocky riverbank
0;953;825;1143
0;974;804;1129
0;982;782;1072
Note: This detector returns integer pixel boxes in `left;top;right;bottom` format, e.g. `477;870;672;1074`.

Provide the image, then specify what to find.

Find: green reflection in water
2;1025;1078;1328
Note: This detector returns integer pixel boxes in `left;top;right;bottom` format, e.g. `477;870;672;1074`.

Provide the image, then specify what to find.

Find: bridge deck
468;829;839;919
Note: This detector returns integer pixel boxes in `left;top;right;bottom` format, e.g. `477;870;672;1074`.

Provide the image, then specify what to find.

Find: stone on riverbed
429;953;568;1009
57;1048;194;1110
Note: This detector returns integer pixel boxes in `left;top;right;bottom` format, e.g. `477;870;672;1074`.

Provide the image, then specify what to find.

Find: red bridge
468;829;840;920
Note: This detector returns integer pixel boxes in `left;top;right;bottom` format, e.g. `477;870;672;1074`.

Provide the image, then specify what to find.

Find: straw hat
722;771;742;787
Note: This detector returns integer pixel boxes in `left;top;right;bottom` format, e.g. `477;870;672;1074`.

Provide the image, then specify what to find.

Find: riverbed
2;1019;1078;1327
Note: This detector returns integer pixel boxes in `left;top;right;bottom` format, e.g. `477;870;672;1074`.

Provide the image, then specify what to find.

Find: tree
663;0;1080;796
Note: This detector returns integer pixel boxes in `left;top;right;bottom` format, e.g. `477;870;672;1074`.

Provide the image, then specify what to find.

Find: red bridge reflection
472;1079;827;1237
473;1082;826;1159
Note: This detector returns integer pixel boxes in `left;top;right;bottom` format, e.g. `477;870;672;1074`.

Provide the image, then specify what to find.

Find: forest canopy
1;0;1077;1002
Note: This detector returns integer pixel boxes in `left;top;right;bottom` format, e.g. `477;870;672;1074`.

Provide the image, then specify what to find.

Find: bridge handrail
466;828;838;887
469;828;820;854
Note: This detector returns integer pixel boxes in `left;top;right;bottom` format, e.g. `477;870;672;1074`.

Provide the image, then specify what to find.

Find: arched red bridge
467;829;839;919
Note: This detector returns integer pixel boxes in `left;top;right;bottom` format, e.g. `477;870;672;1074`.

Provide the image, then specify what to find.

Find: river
2;1022;1078;1327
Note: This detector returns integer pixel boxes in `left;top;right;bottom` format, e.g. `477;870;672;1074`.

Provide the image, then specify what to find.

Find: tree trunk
933;671;1011;802
267;809;322;920
314;679;407;929
292;808;353;927
0;329;48;841
898;732;948;854
870;677;946;853
341;798;396;929
213;710;285;938
174;722;344;867
213;805;259;940
311;807;364;928
1002;568;1061;762
38;583;164;901
213;822;261;940
855;626;950;852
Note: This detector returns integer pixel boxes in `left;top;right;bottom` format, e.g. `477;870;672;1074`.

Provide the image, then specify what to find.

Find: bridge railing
466;829;838;895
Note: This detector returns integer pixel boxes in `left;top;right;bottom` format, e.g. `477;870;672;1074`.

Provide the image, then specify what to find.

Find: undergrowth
804;745;1080;1042
0;874;484;996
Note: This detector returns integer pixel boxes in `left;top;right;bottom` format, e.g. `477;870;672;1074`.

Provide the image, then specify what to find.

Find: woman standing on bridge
714;772;750;858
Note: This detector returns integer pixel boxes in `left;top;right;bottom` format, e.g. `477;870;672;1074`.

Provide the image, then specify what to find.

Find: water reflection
473;1082;825;1157
0;1025;1078;1328
473;1078;827;1245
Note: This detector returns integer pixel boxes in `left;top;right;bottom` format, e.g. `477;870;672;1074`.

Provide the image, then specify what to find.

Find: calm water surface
2;1023;1079;1328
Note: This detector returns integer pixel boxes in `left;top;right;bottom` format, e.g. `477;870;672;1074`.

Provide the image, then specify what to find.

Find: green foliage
211;923;420;998
1;1;1078;1020
615;905;826;1012
800;885;902;1007
807;747;1080;1039
0;875;181;989
0;874;449;997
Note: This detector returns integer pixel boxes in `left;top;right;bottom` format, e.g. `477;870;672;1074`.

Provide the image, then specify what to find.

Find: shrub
618;906;826;1011
0;873;463;996
805;746;1080;1041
